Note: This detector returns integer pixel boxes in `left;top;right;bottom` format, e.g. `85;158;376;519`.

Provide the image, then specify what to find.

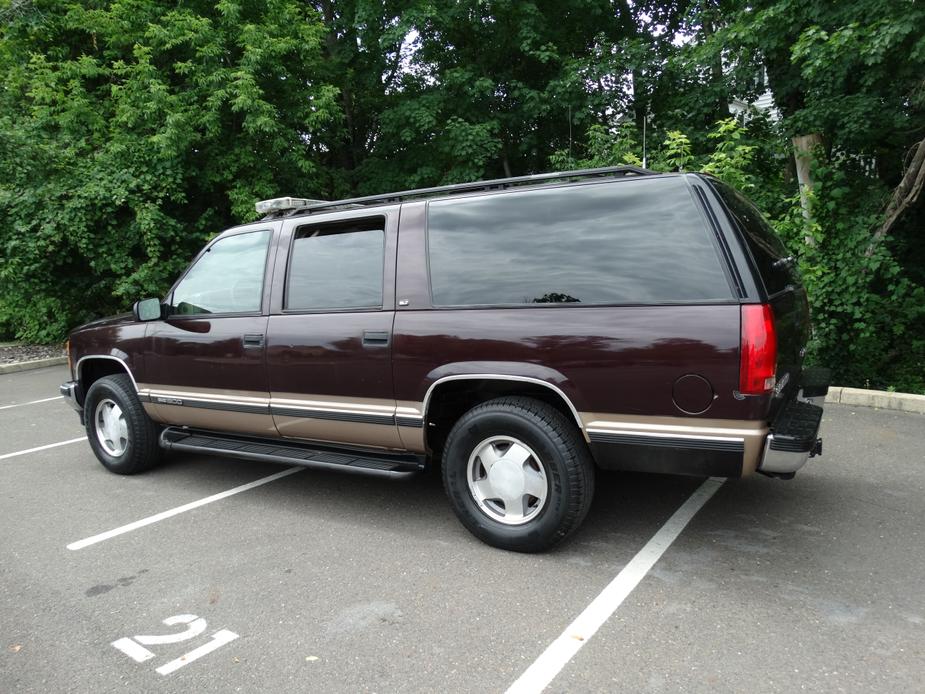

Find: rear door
710;181;810;409
265;207;402;450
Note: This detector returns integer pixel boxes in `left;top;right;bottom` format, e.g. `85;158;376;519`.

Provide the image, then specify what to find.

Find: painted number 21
112;614;238;675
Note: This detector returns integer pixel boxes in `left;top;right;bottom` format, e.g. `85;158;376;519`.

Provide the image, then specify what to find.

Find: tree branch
866;137;925;257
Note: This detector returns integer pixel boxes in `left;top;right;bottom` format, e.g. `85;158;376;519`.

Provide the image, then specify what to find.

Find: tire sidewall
443;407;575;551
84;377;144;473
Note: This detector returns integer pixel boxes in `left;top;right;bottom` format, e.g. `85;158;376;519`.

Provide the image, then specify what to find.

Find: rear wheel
442;396;595;552
84;374;162;474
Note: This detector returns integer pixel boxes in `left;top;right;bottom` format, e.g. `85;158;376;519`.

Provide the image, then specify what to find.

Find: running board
160;427;423;479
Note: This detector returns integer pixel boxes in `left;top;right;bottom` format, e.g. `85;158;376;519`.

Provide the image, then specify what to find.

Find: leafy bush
0;1;338;342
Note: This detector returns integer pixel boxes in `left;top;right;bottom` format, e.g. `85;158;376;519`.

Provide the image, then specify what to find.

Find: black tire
84;373;162;474
442;396;595;552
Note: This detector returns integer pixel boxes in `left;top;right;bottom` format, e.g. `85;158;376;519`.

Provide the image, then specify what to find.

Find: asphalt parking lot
2;365;924;693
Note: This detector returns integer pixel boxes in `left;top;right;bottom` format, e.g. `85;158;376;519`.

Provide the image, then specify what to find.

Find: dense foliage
1;0;923;390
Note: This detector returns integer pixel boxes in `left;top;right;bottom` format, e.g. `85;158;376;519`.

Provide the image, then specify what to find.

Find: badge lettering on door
155;397;183;406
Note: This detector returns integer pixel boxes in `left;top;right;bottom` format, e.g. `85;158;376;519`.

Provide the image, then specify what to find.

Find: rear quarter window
426;177;733;306
710;180;800;295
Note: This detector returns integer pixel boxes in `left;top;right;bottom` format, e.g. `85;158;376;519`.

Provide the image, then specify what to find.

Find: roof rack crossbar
267;165;656;218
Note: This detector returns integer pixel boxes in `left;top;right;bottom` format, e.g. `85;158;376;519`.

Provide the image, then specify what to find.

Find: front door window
171;230;271;315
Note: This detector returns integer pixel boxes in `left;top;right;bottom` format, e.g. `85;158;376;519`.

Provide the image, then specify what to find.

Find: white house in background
729;67;781;121
729;89;780;121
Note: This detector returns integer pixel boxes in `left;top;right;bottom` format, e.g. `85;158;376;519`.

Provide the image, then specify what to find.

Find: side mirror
133;298;163;322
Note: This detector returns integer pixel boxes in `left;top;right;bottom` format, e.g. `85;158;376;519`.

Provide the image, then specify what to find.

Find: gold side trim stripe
141;388;413;420
272;399;395;415
585;420;765;438
274;404;395;418
140;389;270;406
586;428;744;443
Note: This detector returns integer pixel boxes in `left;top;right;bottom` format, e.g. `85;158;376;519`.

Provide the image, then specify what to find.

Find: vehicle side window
427;177;733;306
170;230;271;315
711;180;799;295
285;218;385;311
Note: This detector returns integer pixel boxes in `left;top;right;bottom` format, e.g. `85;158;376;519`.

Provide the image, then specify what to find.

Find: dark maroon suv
60;166;828;552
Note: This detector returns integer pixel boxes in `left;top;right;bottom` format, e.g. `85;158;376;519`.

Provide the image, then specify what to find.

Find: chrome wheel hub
467;436;548;525
94;398;128;457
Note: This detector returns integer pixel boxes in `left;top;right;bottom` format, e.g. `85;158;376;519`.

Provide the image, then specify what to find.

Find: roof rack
256;165;657;219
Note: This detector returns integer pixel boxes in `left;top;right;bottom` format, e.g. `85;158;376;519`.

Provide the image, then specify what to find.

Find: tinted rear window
711;181;799;295
286;219;384;311
427;177;732;306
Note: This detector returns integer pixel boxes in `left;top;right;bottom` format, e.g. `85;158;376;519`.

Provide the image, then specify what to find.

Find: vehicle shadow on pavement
149;454;706;560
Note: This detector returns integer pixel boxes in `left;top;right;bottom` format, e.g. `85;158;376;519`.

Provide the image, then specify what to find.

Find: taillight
739;304;777;395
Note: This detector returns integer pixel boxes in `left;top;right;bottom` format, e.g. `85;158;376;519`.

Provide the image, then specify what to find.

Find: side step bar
160;427;424;480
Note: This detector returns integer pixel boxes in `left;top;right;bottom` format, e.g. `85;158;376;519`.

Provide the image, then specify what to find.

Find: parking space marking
505;477;725;694
0;395;63;410
112;614;239;676
155;630;239;675
67;466;303;550
0;437;86;461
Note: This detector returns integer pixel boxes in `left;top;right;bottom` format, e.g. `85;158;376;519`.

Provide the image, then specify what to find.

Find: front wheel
84;373;162;474
442;396;595;552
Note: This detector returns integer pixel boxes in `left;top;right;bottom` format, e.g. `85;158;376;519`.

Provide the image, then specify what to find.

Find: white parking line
155;629;239;675
505;477;725;694
67;467;304;550
0;437;87;461
0;395;64;410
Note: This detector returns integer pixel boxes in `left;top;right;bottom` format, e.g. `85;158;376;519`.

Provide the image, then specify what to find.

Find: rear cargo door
712;182;810;410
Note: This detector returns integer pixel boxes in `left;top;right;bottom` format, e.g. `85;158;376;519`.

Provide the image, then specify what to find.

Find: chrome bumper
60;381;83;414
758;397;825;477
759;434;823;475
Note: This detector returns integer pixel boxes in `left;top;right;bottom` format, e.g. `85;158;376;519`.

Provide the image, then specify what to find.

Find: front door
265;209;402;450
142;225;278;436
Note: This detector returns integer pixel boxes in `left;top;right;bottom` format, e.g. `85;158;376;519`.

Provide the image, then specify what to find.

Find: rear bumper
758;399;824;476
760;432;823;474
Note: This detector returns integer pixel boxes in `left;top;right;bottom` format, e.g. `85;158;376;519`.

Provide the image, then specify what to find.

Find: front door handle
243;333;265;348
362;330;390;346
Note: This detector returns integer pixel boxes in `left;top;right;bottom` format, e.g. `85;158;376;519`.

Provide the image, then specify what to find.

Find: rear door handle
362;330;390;346
243;333;265;348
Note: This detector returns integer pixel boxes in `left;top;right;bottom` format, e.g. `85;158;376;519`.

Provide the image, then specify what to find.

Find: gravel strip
0;344;66;365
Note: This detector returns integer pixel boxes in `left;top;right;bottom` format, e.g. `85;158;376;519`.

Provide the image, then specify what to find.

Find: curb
0;356;68;375
826;386;925;415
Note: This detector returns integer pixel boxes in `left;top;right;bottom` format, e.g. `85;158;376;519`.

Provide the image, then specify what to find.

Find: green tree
0;0;339;341
362;0;638;186
1;0;923;391
715;0;925;390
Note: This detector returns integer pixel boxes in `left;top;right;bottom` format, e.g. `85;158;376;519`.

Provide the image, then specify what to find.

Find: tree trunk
792;133;823;245
501;152;512;178
866;137;925;256
701;15;730;122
